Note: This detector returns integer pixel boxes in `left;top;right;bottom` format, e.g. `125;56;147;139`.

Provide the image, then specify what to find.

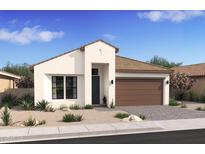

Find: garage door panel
116;82;161;87
116;79;162;106
116;90;161;95
116;85;161;90
116;96;161;101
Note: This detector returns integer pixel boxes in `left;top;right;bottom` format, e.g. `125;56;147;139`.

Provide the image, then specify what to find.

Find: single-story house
0;71;21;93
173;63;205;96
31;40;171;108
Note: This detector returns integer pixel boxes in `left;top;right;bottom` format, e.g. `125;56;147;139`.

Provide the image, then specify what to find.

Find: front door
92;76;100;104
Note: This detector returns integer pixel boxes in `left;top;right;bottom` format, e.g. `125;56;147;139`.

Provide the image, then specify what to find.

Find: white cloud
0;26;64;45
8;19;17;24
102;34;117;41
137;11;204;22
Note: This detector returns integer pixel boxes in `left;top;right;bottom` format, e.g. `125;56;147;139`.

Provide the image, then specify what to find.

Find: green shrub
62;113;82;122
23;117;46;126
114;113;130;119
45;106;55;112
1;105;12;126
139;114;146;120
20;100;34;110
36;100;49;111
18;94;34;110
23;117;36;126
187;91;199;102
1;94;17;108
69;104;80;110
20;94;34;102
83;105;94;109
169;99;180;106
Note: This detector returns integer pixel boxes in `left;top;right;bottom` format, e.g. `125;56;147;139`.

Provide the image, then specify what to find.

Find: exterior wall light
166;80;169;84
111;80;114;84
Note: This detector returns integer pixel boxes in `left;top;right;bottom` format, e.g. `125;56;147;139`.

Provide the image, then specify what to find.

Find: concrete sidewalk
1;118;205;143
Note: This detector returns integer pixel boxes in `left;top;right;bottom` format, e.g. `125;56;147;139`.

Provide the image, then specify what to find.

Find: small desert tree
15;76;34;88
170;72;195;100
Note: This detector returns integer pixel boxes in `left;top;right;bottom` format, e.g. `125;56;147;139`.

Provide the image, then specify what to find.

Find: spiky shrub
69;104;80;110
1;105;12;126
114;113;130;119
36;100;49;111
169;99;180;106
83;105;94;109
23;117;36;126
1;94;17;108
62;113;82;122
45;106;55;112
20;100;34;110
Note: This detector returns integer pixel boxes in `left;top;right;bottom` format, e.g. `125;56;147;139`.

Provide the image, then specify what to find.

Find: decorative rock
35;120;39;125
122;115;143;122
122;117;130;122
61;108;71;112
129;115;143;122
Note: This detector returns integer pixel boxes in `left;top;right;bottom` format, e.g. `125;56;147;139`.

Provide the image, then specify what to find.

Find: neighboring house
173;63;205;96
31;40;171;108
0;71;21;93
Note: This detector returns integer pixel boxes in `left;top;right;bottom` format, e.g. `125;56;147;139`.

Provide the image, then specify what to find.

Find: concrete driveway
116;105;205;120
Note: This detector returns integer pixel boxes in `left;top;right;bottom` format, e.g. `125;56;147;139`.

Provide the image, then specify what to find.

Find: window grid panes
66;76;77;99
52;76;64;99
52;76;77;100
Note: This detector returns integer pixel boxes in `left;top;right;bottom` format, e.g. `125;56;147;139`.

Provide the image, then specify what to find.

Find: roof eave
116;69;172;74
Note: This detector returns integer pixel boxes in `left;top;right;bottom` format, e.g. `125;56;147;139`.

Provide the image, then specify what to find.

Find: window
92;68;98;76
52;76;64;99
66;76;77;99
52;76;77;99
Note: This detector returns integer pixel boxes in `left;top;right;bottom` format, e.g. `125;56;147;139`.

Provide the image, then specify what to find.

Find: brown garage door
116;79;163;106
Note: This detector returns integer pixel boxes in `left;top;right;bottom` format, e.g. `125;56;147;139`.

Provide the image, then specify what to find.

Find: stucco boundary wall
0;88;34;103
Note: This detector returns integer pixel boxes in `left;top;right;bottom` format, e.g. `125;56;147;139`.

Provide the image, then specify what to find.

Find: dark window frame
66;76;77;99
52;76;64;99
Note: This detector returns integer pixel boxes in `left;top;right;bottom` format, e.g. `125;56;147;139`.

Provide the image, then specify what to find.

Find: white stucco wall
116;73;170;105
34;41;116;108
84;41;116;107
34;49;85;108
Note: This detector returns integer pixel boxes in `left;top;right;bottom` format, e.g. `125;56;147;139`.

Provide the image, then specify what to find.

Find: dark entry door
92;76;100;104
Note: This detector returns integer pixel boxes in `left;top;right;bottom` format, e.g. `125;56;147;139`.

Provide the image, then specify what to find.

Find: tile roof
173;63;205;77
116;56;171;73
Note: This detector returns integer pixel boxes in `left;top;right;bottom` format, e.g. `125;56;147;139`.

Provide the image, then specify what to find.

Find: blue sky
0;10;205;68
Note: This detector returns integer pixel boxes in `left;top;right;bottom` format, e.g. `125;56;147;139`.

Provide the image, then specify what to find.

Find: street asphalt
16;128;205;144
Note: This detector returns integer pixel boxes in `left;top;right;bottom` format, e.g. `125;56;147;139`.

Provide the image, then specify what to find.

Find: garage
116;78;163;106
